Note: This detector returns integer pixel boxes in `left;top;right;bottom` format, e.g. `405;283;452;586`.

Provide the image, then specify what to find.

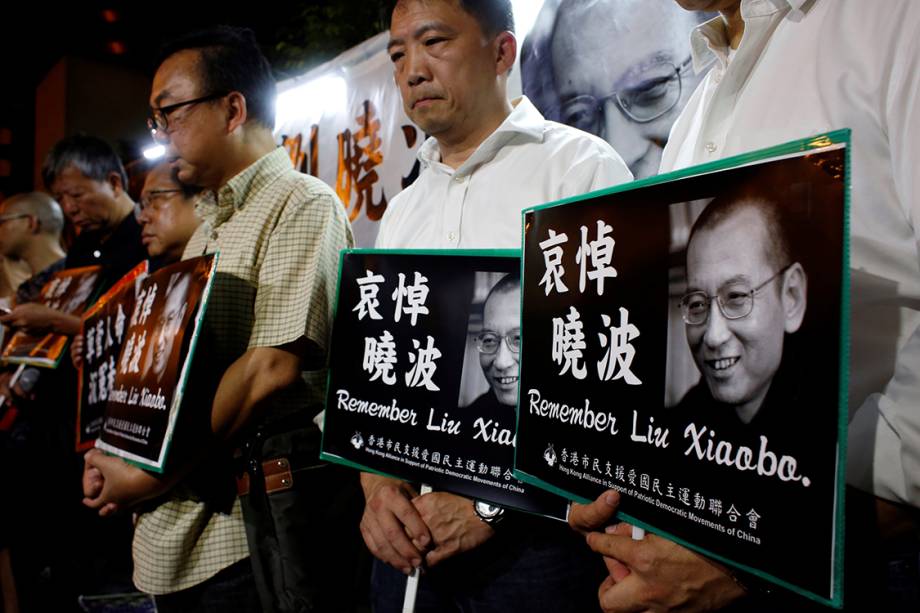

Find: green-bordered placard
95;253;219;473
514;131;850;607
321;248;569;519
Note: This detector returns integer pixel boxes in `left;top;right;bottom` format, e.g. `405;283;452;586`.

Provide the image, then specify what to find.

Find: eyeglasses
560;57;692;131
679;264;792;326
139;189;184;212
0;214;30;226
475;331;521;355
146;92;228;139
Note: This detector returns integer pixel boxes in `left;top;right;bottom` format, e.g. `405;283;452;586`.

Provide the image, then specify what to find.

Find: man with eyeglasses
81;25;357;613
522;0;706;179
676;194;807;424
0;192;66;305
137;162;201;269
0;136;140;610
469;274;522;413
570;0;920;610
1;136;147;336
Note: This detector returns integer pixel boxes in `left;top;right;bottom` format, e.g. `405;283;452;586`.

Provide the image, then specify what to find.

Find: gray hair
41;134;128;190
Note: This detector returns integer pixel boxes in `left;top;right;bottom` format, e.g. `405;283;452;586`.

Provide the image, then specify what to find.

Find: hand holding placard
359;472;431;574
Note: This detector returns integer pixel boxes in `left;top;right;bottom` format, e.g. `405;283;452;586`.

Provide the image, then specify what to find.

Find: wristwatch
473;500;505;526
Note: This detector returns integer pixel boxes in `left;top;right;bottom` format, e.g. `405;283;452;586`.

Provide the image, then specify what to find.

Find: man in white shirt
570;0;920;610
366;1;632;610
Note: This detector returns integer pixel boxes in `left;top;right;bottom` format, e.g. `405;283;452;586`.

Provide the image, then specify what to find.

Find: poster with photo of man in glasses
321;251;567;518
521;0;712;179
514;133;848;605
95;254;216;472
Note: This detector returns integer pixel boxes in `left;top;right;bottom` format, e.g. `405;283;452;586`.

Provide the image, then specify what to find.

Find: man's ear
225;91;249;133
494;31;517;76
106;171;125;197
781;262;807;333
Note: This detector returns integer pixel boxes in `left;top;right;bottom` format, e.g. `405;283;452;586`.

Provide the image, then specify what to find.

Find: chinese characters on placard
352;430;528;494
540;220;642;385
553;444;764;542
84;303;129;406
354;270;441;391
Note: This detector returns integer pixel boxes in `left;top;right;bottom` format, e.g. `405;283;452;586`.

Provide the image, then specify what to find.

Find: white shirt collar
689;0;813;73
416;96;545;176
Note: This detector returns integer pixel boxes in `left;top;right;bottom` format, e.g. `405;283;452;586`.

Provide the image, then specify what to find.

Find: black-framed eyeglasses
475;331;521;355
560;56;692;132
139;189;184;212
679;264;792;326
0;214;31;226
146;92;228;139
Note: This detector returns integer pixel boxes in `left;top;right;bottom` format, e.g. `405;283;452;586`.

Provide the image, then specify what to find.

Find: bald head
1;192;64;238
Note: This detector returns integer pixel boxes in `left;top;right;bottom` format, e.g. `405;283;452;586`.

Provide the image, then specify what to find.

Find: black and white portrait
522;0;711;178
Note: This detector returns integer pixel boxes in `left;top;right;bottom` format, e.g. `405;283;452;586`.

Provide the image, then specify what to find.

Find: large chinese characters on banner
94;255;217;472
273;1;707;245
516;133;849;607
322;251;567;519
274;34;424;248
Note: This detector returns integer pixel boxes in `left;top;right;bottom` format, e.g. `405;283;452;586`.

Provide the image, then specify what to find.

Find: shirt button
705;142;718;153
453;175;464;183
210;231;219;240
447;231;457;242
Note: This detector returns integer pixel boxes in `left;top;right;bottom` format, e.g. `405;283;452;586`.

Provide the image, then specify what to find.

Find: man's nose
602;100;652;169
702;300;732;348
405;47;431;88
493;338;516;370
59;195;79;216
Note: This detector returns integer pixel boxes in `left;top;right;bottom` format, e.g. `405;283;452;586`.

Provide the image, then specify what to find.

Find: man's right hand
359;472;432;575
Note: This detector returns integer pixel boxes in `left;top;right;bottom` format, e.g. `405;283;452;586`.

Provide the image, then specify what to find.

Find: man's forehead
151;50;203;106
143;166;177;192
553;0;688;88
483;289;520;322
390;0;473;41
687;209;772;281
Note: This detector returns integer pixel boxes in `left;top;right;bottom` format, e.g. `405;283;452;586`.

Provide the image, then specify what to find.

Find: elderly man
0;192;66;302
142;272;191;385
572;0;920;611
469;275;522;412
539;0;705;178
81;25;357;613
1;136;147;335
365;0;632;610
676;194;807;424
137;162;202;268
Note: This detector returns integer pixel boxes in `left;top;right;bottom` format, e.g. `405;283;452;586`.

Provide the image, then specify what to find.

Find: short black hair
688;186;797;275
155;25;276;129
484;272;520;308
392;0;515;36
461;0;515;36
41;134;128;190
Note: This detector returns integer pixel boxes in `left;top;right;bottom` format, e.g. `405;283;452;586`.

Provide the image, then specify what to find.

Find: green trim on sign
521;129;852;216
343;248;521;258
516;130;851;609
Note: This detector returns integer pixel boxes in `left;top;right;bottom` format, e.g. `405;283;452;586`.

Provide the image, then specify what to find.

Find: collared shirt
376;97;632;249
132;147;354;594
660;0;920;506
